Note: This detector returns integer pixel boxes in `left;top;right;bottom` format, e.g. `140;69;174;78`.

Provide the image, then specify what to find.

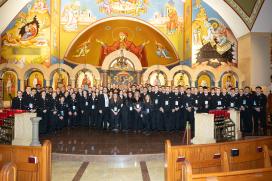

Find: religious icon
53;71;69;90
222;73;236;88
76;71;94;89
174;72;190;87
166;3;179;34
28;71;44;88
197;74;211;88
19;16;40;41
2;71;17;101
96;31;150;66
149;71;166;86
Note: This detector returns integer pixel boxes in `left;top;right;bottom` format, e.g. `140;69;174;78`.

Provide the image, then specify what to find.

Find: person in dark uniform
57;96;67;130
221;88;230;109
162;87;172;132
171;87;182;131
183;88;195;134
133;91;143;132
126;91;134;131
142;94;153;134
11;91;24;110
200;87;212;113
90;92;98;128
68;93;79;127
24;88;38;112
229;88;240;110
98;87;110;130
109;93;121;132
239;87;253;135
80;90;91;127
211;88;225;110
252;86;267;135
119;90;128;132
49;92;59;133
37;91;50;134
151;86;162;131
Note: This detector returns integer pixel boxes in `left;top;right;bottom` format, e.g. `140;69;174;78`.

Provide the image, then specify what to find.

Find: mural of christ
96;31;149;67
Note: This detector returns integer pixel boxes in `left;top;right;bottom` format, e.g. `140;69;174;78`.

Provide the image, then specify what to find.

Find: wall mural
60;0;185;63
109;71;136;86
65;19;179;67
2;71;17;101
192;0;237;68
1;0;51;68
173;72;190;87
28;71;44;88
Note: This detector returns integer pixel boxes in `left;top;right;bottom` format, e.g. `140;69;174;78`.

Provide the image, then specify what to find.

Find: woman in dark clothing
142;94;153;134
109;93;121;132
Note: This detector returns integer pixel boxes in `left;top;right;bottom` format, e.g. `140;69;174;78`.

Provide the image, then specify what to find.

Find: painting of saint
19;16;40;41
155;41;171;59
221;73;236;88
76;71;94;89
173;73;190;87
53;71;69;90
149;71;166;86
197;74;211;88
2;71;17;101
96;31;149;66
28;71;44;88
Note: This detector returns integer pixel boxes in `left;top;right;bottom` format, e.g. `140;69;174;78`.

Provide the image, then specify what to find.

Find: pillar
136;71;141;84
30;117;41;146
19;79;24;91
102;70;108;87
238;33;271;88
45;79;50;87
214;81;219;88
71;78;75;88
191;80;196;87
167;80;172;86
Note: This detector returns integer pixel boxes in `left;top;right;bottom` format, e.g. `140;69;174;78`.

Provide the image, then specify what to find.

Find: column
19;79;24;91
167;80;172;86
30;117;41;146
191;80;196;87
136;71;142;84
71;79;75;88
238;33;271;88
45;79;50;87
102;70;108;87
215;81;219;88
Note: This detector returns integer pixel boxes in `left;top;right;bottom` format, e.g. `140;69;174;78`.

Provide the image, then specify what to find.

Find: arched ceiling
0;0;270;37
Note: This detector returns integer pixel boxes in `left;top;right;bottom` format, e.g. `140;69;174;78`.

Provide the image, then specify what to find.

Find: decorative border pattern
224;0;264;30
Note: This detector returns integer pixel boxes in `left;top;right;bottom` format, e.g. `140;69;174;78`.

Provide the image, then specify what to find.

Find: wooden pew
0;162;17;181
180;159;272;181
165;137;272;181
0;140;51;181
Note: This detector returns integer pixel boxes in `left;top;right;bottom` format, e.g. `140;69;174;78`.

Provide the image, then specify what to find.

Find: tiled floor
52;159;165;181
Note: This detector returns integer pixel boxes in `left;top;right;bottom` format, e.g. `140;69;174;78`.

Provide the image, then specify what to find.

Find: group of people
11;83;269;136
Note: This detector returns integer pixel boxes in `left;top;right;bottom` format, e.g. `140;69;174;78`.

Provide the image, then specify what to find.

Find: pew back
0;162;17;181
165;137;272;181
0;140;51;181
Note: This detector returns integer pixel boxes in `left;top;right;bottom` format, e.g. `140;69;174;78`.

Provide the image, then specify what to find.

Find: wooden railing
165;137;272;181
0;140;52;181
0;162;17;181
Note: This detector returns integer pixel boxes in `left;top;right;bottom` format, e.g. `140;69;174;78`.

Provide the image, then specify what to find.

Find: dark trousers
133;111;142;131
49;112;58;132
164;110;172;131
253;110;267;135
102;107;110;129
240;109;252;133
110;112;120;129
184;110;195;133
142;113;151;132
38;111;48;134
151;109;161;131
81;110;90;127
90;109;97;127
121;108;128;130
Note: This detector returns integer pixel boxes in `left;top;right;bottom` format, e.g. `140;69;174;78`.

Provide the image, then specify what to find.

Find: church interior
0;0;272;180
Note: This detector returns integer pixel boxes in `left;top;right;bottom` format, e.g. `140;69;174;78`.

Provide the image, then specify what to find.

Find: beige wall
238;33;271;90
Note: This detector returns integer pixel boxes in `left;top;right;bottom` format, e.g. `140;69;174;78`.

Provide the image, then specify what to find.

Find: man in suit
11;91;24;110
98;87;110;130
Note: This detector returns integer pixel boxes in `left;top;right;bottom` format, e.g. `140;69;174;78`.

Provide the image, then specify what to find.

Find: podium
12;113;36;146
228;109;242;140
192;113;216;144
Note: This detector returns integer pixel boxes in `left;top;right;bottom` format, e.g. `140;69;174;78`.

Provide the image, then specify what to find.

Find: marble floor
52;159;165;181
41;127;184;155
